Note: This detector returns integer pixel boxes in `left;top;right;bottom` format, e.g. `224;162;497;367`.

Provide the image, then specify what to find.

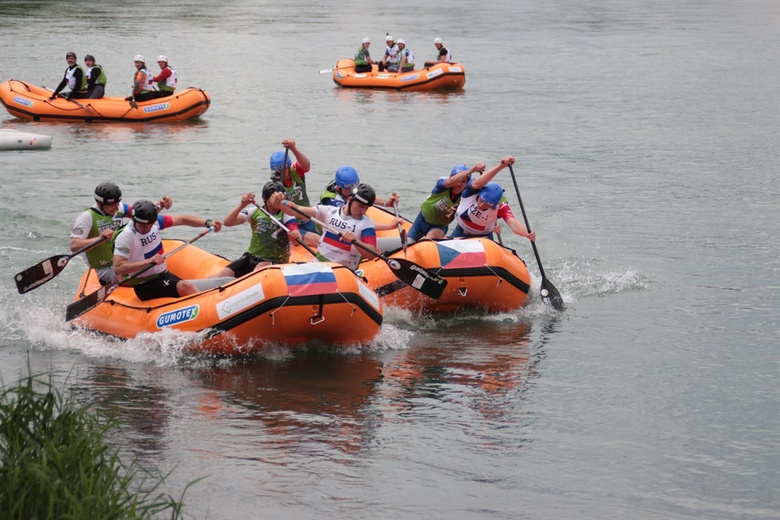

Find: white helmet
133;54;145;62
362;37;370;44
157;54;168;63
386;35;394;42
434;37;443;44
396;39;405;45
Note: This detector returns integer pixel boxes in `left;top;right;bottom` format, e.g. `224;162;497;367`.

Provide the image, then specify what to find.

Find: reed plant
0;371;193;519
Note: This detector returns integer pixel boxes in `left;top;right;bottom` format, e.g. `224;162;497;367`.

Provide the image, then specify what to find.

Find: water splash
553;257;649;298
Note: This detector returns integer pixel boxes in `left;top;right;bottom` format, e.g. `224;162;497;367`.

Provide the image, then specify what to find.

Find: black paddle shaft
283;203;447;299
507;164;564;310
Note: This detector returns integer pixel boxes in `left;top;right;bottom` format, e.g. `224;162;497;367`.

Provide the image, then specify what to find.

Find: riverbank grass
0;372;191;519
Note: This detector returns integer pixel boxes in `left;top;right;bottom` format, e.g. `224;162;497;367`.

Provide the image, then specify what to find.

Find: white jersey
384;44;399;64
454;191;499;235
313;205;376;271
113;218;169;280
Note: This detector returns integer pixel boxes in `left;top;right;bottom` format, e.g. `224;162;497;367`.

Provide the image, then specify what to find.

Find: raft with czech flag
69;239;383;353
0;79;210;123
330;59;466;92
362;236;532;314
287;207;533;314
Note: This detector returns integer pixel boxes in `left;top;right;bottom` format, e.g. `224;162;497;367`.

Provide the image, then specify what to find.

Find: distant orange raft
0;79;210;122
70;240;383;354
331;59;465;91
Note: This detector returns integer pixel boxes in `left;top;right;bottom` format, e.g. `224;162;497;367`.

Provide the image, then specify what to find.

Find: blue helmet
270;151;292;172
450;164;470;177
335;166;360;189
478;182;504;208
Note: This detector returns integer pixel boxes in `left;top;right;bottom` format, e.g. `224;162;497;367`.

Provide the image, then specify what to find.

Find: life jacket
86;64;107;86
157;65;177;92
65;64;87;91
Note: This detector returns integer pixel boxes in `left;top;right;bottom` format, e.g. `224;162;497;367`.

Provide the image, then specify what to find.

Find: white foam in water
16;300;405;365
554;257;649;298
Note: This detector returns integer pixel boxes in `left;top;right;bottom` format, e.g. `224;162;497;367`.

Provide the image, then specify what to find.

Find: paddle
392;200;407;257
14;236;108;294
44;88;88;109
283;203;447;299
65;228;212;322
507;164;564;311
255;204;317;259
281;146;290;180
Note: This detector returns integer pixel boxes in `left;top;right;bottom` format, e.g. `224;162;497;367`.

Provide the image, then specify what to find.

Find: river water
1;1;778;518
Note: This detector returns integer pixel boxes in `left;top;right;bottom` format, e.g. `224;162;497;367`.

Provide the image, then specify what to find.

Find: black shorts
226;252;273;278
133;271;183;301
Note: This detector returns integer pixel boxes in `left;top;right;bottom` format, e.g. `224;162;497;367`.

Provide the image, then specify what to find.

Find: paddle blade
386;258;447;299
65;283;117;322
540;277;565;311
15;254;71;294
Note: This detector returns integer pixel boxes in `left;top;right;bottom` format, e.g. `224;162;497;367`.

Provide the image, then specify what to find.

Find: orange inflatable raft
288;208;531;314
0;79;210;122
331;59;465;91
70;240;383;354
360;237;532;314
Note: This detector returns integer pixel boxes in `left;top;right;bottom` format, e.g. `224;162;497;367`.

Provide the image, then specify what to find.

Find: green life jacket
283;166;310;206
93;64;107;86
354;46;369;66
84;207;126;269
247;207;291;263
420;187;461;226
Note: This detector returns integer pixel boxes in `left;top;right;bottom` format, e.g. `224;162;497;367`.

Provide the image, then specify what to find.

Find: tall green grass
0;371;194;519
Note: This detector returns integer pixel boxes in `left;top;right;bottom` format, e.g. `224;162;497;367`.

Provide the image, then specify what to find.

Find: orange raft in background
360;237;532;314
0;79;210;122
70;240;383;354
331;59;465;92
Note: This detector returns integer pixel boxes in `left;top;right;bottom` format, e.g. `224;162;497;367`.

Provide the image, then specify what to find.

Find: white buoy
0;129;52;150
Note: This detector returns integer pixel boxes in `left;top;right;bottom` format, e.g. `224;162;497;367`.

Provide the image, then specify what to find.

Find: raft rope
9;80;112;118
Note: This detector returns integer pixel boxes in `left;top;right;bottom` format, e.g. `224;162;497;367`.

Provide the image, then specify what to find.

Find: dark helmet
262;180;285;200
335;165;359;189
84;54;95;62
94;182;122;205
131;199;159;224
66;51;77;59
349;183;376;207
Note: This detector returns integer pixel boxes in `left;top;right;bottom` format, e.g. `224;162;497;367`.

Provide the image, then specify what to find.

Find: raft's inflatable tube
332;59;465;92
0;79;210;122
71;240;383;353
361;237;531;314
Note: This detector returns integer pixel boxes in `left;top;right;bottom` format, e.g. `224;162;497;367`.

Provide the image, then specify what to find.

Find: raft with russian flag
69;239;383;353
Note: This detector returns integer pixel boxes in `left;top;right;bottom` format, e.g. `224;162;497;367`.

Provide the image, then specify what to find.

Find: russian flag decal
282;263;339;296
322;231;352;251
436;240;487;269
